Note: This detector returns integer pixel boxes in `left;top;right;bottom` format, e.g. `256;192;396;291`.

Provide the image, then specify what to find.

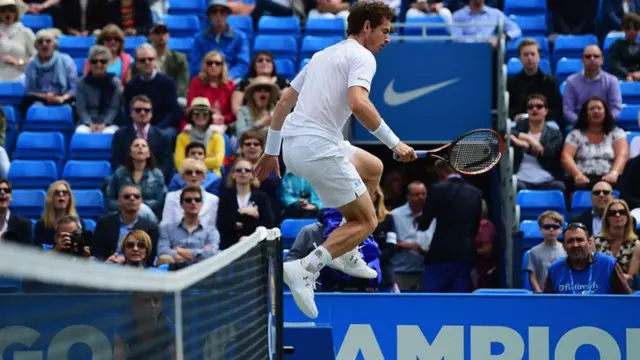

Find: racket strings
449;131;502;173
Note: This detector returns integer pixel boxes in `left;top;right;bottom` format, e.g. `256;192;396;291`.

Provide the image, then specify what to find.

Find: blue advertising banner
353;42;494;144
284;293;640;360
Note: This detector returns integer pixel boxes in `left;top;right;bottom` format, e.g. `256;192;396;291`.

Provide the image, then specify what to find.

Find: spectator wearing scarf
22;28;77;113
285;208;382;292
76;45;121;134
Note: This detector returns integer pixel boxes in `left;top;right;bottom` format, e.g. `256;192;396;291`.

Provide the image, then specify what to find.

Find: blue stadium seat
305;17;346;37
506;58;551;76
1;105;15;124
68;133;113;160
124;36;148;55
404;15;449;36
300;36;343;61
280;218;316;248
168;0;206;15
520;220;543;249
2;105;17;154
504;0;546;15
559;81;566;95
10;189;46;219
619;105;640;131
72;189;106;219
621;82;640;105
84;218;97;232
227;15;253;41
603;33;640;52
161;14;200;38
0;277;21;293
274;59;296;80
72;58;85;76
253;35;298;62
62;160;111;189
31;218;36;234
555;58;582;84
552;35;598;63
21;14;53;32
506;36;550;60
517;189;566;220
7;160;58;190
258;16;301;36
510;15;547;37
168;37;194;55
13;132;66;168
58;36;96;58
42;243;53;252
0;81;25;105
299;58;310;71
23;105;75;134
522;250;532;290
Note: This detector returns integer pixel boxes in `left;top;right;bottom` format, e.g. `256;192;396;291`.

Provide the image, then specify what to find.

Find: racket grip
393;151;429;160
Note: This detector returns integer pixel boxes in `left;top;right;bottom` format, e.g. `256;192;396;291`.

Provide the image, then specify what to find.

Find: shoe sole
283;264;318;319
327;259;378;279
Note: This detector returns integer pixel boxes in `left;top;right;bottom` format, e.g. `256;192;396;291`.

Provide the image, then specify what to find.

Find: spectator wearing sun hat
235;76;279;138
175;97;226;176
0;0;36;81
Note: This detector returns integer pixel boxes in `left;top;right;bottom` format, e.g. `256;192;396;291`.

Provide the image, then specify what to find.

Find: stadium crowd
0;0;639;296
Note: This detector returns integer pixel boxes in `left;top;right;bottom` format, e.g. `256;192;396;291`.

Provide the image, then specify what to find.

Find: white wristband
265;127;282;156
370;119;400;149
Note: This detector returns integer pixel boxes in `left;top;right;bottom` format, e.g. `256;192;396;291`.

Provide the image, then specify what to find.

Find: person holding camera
52;216;91;258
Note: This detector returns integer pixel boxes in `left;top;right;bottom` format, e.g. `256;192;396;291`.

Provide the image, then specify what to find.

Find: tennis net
0;226;283;360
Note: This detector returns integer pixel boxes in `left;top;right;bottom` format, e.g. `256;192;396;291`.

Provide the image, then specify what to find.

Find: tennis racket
393;129;505;175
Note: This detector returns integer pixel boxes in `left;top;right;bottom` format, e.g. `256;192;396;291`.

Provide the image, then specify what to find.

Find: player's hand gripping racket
394;129;505;175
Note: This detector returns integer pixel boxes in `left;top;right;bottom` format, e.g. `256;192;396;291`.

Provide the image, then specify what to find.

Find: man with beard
544;223;631;294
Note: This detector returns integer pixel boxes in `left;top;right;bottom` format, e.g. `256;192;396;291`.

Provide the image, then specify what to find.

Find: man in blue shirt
191;0;250;80
545;223;631;294
450;0;521;45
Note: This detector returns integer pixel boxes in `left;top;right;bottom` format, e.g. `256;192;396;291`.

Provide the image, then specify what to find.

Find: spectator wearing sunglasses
545;222;631;294
510;94;565;191
34;181;86;246
83;25;132;86
93;185;159;266
607;13;640;82
593;200;640;281
75;45;121;135
571;181;616;236
160;159;219;229
115;230;154;268
525;211;566;293
0;179;33;246
157;186;220;266
168;142;222;195
235;76;279;138
217;158;274;249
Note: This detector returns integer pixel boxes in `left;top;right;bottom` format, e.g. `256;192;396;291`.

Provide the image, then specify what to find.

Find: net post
174;290;185;360
275;231;284;360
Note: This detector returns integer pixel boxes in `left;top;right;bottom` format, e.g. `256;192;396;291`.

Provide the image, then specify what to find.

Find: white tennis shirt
281;38;377;144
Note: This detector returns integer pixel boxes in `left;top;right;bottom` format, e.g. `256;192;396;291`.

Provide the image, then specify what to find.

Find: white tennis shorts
282;135;367;208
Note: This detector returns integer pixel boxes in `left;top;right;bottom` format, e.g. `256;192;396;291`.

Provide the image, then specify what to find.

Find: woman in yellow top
175;97;225;175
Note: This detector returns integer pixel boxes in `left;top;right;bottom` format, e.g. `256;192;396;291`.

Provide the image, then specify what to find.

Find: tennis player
254;1;416;319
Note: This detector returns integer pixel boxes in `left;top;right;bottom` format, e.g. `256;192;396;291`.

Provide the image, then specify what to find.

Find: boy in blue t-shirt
545;223;632;295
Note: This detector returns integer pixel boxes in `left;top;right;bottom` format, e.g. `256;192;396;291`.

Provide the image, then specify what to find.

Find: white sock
301;246;332;273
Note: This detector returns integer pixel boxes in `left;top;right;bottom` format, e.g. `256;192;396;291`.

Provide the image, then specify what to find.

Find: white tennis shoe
283;259;319;319
327;246;378;279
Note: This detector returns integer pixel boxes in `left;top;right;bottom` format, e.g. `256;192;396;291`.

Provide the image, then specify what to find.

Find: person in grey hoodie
75;45;121;134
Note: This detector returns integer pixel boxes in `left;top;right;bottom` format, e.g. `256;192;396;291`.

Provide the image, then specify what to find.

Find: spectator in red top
180;50;235;131
473;200;497;289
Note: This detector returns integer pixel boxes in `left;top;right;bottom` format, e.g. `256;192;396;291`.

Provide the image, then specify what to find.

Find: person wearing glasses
75;45;121;134
22;28;77;113
157;186;220;266
562;45;622;125
606;13;640;82
82;24;132;86
123;43;180;141
116;230;154;268
525;211;566;293
571;181;616;236
593;200;640;282
34;181;85;246
510;94;565;191
217;158;274;249
168;142;222;195
545;222;632;294
0;179;33;246
160;158;219;229
111;95;173;182
93;185;159;267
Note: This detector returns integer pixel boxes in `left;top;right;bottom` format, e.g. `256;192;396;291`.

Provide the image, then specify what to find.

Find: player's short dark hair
347;1;395;36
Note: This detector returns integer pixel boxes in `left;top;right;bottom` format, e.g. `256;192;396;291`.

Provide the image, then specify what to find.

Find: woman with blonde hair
105;229;154;268
83;24;132;85
235;76;279;138
594;199;640;280
180;50;235;131
371;185;399;292
34;181;85;246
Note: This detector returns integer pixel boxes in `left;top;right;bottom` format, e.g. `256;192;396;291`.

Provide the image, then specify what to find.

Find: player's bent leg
349;146;384;198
